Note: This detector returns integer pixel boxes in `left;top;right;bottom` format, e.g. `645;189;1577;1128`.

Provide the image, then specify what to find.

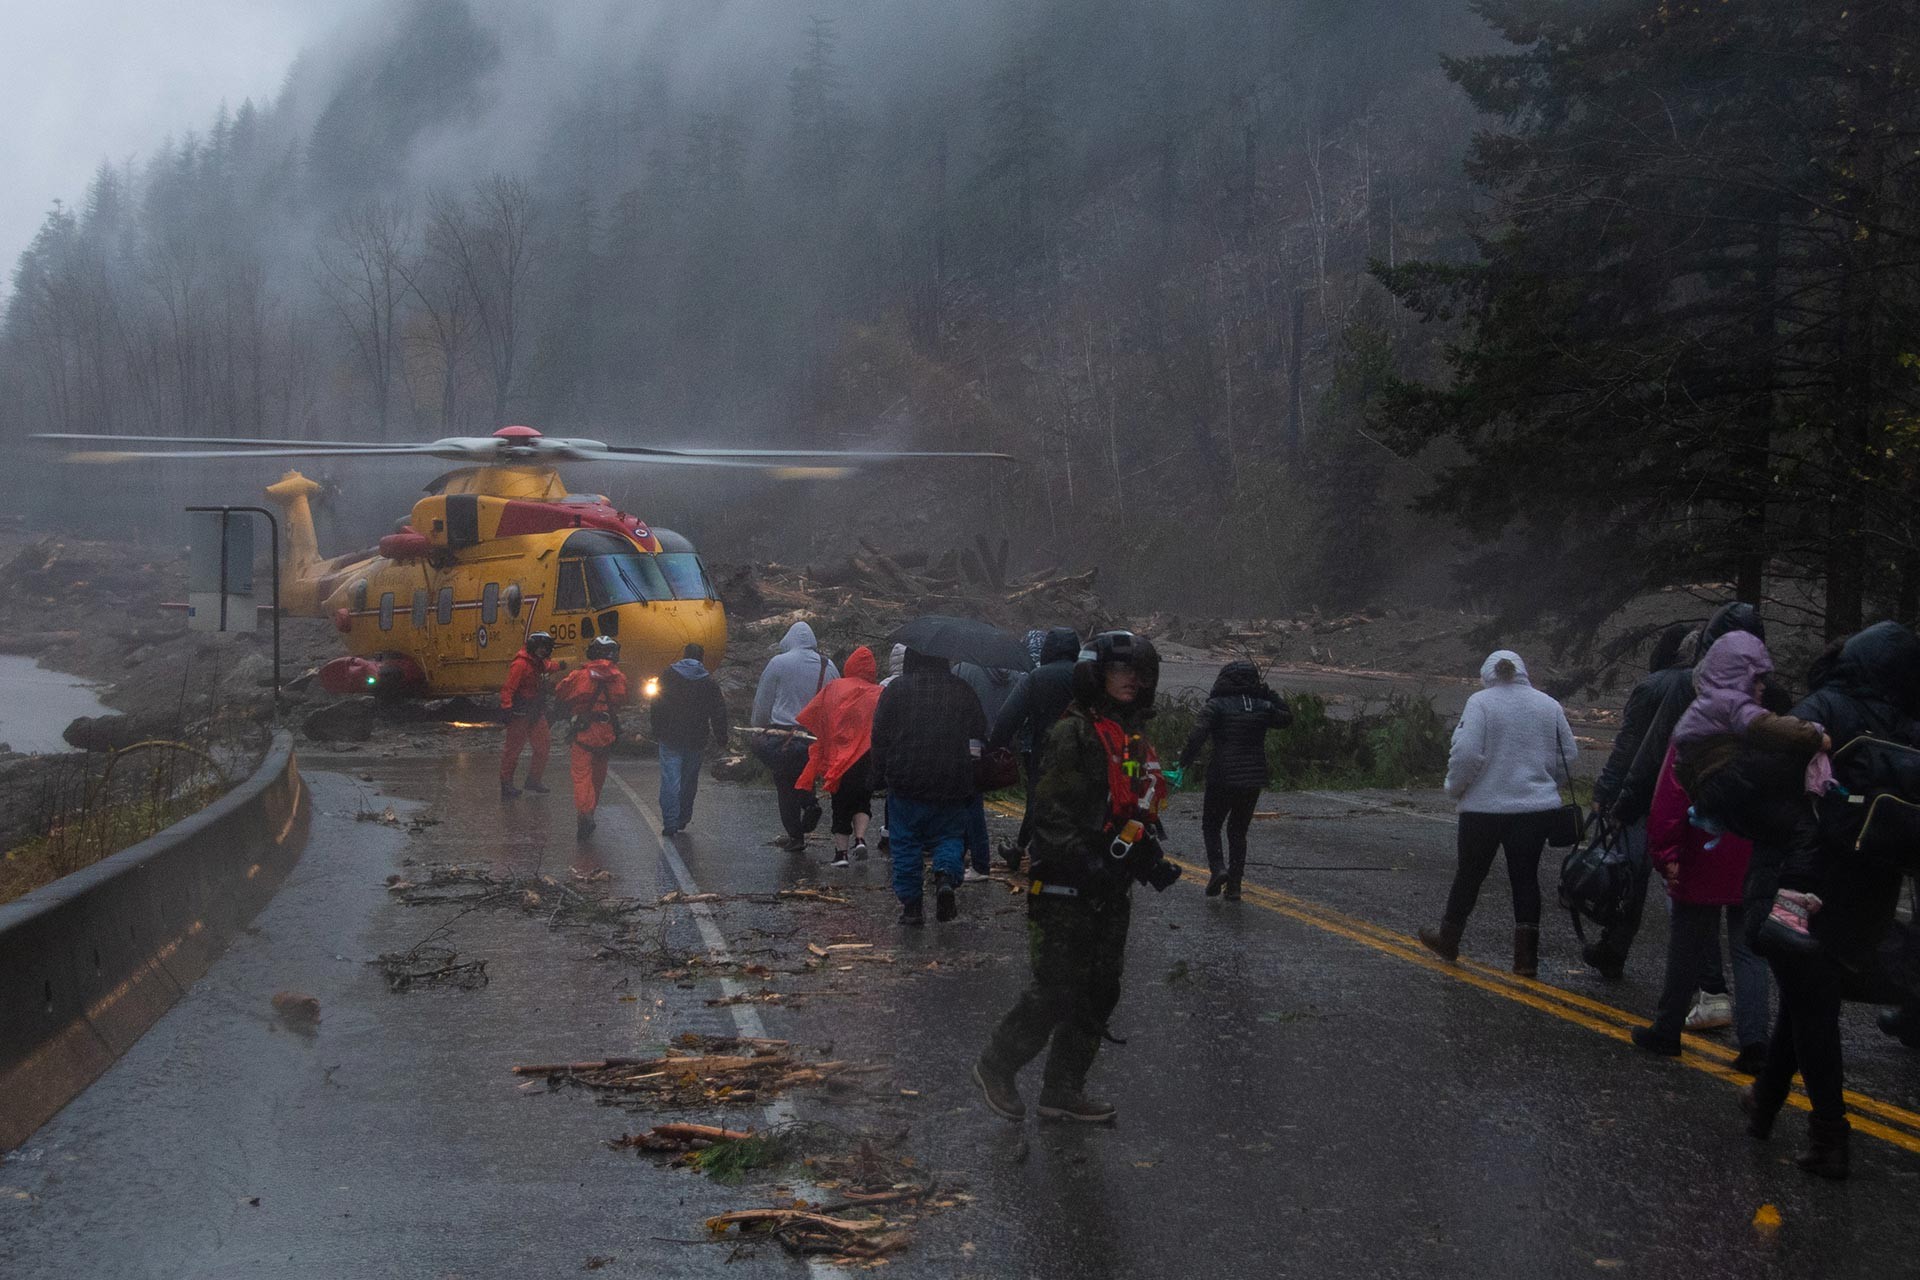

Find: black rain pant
982;892;1132;1093
1443;809;1556;929
1202;781;1262;881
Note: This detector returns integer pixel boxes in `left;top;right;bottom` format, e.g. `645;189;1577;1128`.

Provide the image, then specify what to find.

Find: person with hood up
499;631;560;799
650;643;729;837
554;636;629;840
794;645;884;867
974;631;1168;1125
1583;604;1768;978
1629;741;1771;1071
751;621;838;851
869;648;987;924
1419;650;1578;977
989;627;1083;870
1669;631;1830;952
1173;660;1293;899
1741;621;1920;1179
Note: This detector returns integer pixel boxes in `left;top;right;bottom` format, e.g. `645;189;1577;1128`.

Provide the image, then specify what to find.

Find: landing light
643;677;660;699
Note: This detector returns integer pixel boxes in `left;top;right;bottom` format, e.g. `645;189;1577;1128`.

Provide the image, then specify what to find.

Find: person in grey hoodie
1419;650;1578;977
751;621;839;850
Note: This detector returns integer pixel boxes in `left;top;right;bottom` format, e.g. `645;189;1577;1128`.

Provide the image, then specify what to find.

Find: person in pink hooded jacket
1629;744;1770;1071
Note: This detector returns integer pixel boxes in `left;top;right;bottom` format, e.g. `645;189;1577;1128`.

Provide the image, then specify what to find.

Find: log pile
714;534;1113;641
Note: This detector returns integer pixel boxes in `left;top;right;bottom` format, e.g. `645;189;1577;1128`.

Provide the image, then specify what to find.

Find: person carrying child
1669;630;1831;955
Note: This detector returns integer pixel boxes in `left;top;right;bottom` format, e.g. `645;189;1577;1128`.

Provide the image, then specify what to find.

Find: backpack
1558;818;1646;941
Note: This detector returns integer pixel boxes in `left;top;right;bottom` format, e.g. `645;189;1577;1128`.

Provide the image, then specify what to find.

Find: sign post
186;506;282;713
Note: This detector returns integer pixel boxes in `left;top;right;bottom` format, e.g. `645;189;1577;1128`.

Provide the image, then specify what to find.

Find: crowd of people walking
495;596;1920;1173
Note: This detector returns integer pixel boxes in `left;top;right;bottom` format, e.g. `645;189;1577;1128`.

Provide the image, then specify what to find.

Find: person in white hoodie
1419;650;1577;977
751;621;839;850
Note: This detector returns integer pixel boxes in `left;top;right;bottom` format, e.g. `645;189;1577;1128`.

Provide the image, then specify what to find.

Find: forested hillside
5;0;1915;641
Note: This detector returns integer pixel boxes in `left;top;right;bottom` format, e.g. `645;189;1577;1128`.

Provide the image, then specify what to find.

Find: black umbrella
886;615;1035;672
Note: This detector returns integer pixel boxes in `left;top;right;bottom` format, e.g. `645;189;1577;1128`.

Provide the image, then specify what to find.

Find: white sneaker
963;867;989;883
1685;991;1733;1031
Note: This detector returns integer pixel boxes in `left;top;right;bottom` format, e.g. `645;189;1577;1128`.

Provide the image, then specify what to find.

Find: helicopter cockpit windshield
555;530;717;611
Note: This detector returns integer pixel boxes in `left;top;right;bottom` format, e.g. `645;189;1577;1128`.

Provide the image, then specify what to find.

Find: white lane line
605;769;853;1280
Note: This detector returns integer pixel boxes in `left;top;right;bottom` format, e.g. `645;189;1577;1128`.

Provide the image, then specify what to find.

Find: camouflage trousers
981;889;1132;1092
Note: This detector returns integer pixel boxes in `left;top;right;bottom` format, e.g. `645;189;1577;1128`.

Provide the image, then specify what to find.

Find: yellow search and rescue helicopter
37;425;1004;702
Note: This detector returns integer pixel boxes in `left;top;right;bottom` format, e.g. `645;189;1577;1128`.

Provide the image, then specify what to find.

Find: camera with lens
1120;830;1182;893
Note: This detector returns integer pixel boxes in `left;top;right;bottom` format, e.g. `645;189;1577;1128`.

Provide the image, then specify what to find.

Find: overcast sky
0;0;355;292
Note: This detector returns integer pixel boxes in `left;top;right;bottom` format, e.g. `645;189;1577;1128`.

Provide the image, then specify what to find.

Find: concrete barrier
0;731;307;1150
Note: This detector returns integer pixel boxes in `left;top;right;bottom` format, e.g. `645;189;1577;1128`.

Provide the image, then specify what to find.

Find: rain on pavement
5;737;1919;1280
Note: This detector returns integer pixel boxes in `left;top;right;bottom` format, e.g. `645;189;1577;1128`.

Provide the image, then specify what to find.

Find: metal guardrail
0;730;307;1150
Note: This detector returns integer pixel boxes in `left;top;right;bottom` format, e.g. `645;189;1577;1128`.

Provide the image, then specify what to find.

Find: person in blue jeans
869;648;987;925
649;643;730;836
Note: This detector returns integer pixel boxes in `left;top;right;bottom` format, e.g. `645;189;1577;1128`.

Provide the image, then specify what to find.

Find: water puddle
0;654;112;754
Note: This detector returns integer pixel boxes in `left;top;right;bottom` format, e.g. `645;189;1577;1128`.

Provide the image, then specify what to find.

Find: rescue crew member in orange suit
500;631;560;799
555;635;628;838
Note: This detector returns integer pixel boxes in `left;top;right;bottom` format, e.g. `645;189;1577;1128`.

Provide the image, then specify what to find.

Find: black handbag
1558;816;1641;941
1546;739;1586;849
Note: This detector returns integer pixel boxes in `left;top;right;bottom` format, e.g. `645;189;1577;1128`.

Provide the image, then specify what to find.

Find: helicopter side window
657;554;717;601
378;592;394;632
351;579;369;612
481;583;499;625
555;560;589;612
437;587;454;626
411;589;428;629
583;554;672;609
505;583;522;619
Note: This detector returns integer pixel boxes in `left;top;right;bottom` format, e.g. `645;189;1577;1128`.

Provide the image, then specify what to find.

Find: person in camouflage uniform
974;631;1166;1124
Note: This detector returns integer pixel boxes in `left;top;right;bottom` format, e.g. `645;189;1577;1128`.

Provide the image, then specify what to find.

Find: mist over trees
6;0;1912;641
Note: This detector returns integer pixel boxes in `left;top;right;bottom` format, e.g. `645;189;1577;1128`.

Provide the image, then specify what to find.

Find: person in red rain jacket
794;645;884;867
1630;744;1770;1070
554;636;629;839
499;631;560;799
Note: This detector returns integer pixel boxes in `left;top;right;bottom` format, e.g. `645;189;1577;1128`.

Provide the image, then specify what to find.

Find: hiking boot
1686;991;1733;1031
1419;917;1464;963
1731;1044;1768;1076
935;873;958;922
523;780;549;795
1581;942;1625;981
850;839;869;862
1740;1084;1779;1139
1206;871;1229;898
576;814;596;840
500;780;521;799
1878;1005;1920;1048
1630;1026;1682;1057
972;1057;1025;1122
897;898;925;926
1037;1088;1117;1124
1222;879;1242;902
1796;1114;1851;1180
774;835;806;852
1513;925;1540;978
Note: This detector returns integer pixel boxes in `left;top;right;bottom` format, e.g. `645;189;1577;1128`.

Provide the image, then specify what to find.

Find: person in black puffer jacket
1741;621;1920;1180
870;648;989;924
1175;661;1292;899
989;627;1082;868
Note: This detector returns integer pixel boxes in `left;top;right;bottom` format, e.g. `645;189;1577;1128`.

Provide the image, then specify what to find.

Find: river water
0;654;112;754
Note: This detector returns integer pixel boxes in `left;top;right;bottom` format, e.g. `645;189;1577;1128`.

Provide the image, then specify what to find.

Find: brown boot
1795;1114;1851;1180
1419;917;1464;963
1513;924;1539;978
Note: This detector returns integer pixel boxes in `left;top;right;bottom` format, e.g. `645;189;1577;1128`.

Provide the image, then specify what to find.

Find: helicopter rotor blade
52;445;462;464
588;442;1015;462
32;433;421;450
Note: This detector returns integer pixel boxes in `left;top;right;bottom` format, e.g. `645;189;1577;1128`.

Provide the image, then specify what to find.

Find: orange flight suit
499;648;559;785
555;659;629;815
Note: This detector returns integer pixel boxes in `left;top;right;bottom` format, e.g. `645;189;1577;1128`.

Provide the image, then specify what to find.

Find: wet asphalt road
5;735;1920;1279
